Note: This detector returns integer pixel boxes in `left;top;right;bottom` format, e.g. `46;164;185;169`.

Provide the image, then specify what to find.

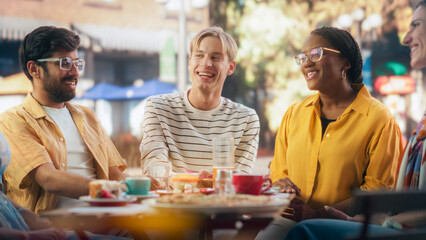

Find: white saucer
79;195;137;206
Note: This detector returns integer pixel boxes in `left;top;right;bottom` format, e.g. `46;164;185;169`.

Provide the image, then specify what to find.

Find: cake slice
89;180;123;199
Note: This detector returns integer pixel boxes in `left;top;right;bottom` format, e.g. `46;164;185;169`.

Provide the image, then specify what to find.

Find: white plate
79;195;137;207
144;195;290;215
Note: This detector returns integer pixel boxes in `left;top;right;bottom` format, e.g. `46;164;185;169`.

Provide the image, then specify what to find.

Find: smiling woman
257;26;404;240
284;2;426;240
402;1;426;69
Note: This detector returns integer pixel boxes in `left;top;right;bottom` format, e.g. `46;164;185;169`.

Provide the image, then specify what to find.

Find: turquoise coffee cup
122;177;150;195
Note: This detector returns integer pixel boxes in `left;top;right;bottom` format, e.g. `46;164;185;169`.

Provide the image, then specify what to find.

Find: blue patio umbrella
78;82;123;100
107;79;178;100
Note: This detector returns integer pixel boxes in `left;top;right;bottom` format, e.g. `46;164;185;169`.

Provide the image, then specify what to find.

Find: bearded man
0;26;128;213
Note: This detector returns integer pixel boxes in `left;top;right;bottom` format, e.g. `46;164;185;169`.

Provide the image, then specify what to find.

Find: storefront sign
374;75;415;95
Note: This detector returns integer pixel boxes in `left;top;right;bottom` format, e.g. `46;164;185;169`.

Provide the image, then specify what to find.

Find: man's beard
43;70;76;103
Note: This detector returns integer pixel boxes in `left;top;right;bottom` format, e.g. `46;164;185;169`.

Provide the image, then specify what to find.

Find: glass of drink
215;168;234;195
212;137;235;183
149;162;172;191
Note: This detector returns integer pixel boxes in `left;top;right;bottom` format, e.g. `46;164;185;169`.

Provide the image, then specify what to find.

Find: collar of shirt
22;93;50;120
22;94;85;129
304;84;371;118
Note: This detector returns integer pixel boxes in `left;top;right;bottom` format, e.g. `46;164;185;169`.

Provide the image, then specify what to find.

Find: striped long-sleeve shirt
140;90;260;174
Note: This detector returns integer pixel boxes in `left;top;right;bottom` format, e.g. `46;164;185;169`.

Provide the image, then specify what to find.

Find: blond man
140;26;260;176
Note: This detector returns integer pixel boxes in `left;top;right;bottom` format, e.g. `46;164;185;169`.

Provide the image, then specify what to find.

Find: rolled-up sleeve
361;118;403;190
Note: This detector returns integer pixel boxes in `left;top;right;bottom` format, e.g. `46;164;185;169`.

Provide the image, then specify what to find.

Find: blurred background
0;0;424;170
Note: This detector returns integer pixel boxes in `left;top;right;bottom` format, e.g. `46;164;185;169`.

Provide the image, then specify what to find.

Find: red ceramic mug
232;174;272;195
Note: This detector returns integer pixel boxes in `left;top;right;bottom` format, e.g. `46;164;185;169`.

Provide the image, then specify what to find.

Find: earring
342;70;347;81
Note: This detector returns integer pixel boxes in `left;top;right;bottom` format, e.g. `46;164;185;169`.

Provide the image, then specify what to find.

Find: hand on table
272;177;301;196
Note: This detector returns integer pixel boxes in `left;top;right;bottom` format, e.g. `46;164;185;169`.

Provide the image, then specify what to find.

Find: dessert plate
198;188;215;195
79;195;137;207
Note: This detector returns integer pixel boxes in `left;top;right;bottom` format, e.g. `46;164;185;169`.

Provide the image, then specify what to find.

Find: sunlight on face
403;6;426;69
189;36;235;95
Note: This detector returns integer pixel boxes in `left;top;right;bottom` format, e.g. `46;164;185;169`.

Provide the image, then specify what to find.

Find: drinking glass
212;137;235;182
215;168;234;195
149;162;172;191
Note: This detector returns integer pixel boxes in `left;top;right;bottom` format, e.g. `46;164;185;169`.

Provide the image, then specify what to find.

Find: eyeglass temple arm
323;47;341;53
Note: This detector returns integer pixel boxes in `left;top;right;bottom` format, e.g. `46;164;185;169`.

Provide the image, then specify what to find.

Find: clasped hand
274;177;325;222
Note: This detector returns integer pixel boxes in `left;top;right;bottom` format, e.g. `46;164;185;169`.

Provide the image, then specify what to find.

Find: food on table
157;193;271;206
183;169;213;188
100;189;114;199
172;173;199;193
197;178;213;188
89;180;123;199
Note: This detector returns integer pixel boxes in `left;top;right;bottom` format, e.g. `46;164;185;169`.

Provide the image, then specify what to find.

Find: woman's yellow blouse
270;85;403;209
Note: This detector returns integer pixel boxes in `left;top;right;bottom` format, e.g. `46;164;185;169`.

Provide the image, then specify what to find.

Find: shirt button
61;163;65;167
59;138;64;142
326;133;330;138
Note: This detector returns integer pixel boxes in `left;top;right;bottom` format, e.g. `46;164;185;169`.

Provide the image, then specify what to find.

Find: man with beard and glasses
0;26;128;213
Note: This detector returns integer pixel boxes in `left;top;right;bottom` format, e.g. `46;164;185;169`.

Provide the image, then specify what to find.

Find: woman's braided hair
311;26;363;84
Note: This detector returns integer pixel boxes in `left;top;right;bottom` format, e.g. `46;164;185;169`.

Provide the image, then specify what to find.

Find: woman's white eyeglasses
295;47;340;66
37;57;85;72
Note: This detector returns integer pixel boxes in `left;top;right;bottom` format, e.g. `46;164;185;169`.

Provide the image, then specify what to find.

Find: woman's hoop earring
342;70;347;81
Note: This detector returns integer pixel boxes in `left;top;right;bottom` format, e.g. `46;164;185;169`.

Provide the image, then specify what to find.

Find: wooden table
41;203;203;239
41;194;292;240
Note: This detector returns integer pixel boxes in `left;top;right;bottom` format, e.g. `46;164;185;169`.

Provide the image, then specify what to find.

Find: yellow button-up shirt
0;94;126;213
270;85;403;209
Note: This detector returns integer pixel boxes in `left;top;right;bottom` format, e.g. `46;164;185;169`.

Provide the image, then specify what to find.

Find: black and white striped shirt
140;90;260;174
